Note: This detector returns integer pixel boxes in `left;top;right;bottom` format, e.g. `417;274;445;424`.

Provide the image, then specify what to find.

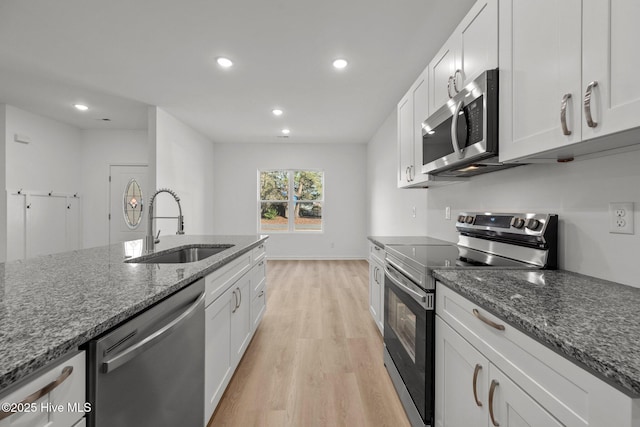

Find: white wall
151;107;214;236
80;129;148;248
5;105;81;192
3;105;83;261
212;142;367;259
0;105;6;262
425;150;640;288
366;108;429;236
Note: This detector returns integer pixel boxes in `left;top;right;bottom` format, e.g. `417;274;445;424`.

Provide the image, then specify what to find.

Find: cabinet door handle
560;93;572;135
472;308;505;331
0;366;74;421
409;165;414;181
232;289;238;313
453;69;463;93
237;287;242;308
584;81;598;128
489;380;500;426
447;76;454;99
472;363;483;407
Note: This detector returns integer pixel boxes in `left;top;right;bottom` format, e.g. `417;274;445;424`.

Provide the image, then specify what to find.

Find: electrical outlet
609;202;634;234
445;206;451;220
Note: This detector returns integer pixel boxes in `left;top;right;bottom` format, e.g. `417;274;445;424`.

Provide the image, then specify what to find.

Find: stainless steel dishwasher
87;279;205;427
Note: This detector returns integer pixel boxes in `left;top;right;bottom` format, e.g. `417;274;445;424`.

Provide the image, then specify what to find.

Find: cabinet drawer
252;243;266;264
0;351;85;427
436;282;639;427
251;260;266;301
369;242;384;264
205;252;252;307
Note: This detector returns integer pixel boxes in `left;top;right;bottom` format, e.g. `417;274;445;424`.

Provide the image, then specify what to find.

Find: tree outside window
259;170;323;232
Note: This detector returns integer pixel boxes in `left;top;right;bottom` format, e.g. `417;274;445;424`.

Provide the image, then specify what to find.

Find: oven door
383;262;434;425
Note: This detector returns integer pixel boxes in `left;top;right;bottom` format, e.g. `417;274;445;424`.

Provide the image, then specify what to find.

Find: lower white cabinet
436;317;562;427
204;245;267;424
0;351;86;427
436;282;640;427
368;242;384;333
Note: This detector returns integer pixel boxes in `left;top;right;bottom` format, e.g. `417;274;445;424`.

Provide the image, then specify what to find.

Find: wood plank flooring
208;259;411;427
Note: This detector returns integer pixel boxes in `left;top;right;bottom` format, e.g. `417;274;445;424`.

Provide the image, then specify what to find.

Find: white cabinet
436;317;561;427
428;0;498;113
499;0;640;163
0;351;86;427
250;245;267;332
368;242;384;333
204;244;267;424
397;68;430;188
435;316;487;427
204;281;235;421
229;272;252;365
436;282;640;427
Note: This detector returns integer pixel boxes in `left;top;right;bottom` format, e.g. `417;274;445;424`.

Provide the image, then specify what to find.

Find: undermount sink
126;244;234;264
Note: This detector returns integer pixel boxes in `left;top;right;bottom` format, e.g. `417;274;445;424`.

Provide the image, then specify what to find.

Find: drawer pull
489;380;500;426
473;309;505;331
472;363;483;407
0;366;73;421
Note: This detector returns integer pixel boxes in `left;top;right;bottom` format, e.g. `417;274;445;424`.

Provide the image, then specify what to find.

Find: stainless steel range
383;212;558;427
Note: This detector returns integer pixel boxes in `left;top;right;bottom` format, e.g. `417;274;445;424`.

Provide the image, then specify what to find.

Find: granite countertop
433;269;640;397
0;234;267;393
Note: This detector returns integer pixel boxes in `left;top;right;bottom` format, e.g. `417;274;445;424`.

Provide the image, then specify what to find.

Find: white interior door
109;165;148;245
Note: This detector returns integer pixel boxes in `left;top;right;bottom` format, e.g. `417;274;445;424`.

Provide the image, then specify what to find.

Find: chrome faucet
146;188;184;252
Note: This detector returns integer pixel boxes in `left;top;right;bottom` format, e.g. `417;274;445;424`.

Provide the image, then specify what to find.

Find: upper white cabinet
428;0;498;113
397;68;430;188
499;0;640;162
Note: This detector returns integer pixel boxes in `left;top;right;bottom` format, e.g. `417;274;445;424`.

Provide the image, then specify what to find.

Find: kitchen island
0;234;267;393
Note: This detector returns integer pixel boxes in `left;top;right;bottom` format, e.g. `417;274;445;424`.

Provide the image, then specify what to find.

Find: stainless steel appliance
383;212;558;427
87;279;205;427
421;69;519;177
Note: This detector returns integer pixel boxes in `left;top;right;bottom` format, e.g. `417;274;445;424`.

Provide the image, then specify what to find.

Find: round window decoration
123;179;144;229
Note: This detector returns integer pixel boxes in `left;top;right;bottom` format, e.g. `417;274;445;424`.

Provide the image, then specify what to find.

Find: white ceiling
0;0;475;144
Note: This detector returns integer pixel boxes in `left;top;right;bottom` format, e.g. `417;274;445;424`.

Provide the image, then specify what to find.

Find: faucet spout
146;188;185;252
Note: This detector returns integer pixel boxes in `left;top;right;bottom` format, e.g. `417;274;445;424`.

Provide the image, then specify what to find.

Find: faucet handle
155;229;161;244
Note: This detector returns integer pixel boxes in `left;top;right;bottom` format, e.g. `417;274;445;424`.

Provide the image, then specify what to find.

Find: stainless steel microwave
421;68;518;177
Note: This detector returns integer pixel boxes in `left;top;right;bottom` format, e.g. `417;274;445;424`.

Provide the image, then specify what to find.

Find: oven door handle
385;257;420;287
384;265;426;304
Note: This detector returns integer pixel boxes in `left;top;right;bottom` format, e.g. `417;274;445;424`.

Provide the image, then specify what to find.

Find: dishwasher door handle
102;292;205;374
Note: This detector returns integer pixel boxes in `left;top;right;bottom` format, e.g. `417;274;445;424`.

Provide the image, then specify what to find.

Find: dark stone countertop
433;268;640;397
0;234;267;393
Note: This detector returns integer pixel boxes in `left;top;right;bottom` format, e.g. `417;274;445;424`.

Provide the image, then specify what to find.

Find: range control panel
456;212;557;236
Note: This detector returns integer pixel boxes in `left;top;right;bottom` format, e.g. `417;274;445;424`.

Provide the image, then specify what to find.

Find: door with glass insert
109;165;148;245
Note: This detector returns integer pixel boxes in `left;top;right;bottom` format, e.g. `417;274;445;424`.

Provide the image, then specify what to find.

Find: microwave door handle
451;100;465;159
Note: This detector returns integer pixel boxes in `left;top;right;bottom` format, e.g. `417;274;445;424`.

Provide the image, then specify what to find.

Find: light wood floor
208;259;411;427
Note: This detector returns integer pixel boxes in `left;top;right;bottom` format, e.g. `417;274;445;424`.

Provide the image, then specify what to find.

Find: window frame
257;169;324;234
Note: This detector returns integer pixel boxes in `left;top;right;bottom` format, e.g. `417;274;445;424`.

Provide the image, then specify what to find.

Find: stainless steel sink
126;244;234;264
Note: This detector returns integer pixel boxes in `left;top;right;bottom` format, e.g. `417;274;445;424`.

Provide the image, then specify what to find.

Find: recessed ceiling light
272;109;283;116
216;57;233;68
281;128;290;135
332;58;348;69
74;104;89;111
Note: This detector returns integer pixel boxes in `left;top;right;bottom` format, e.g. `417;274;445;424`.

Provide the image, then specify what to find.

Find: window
259;170;324;232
